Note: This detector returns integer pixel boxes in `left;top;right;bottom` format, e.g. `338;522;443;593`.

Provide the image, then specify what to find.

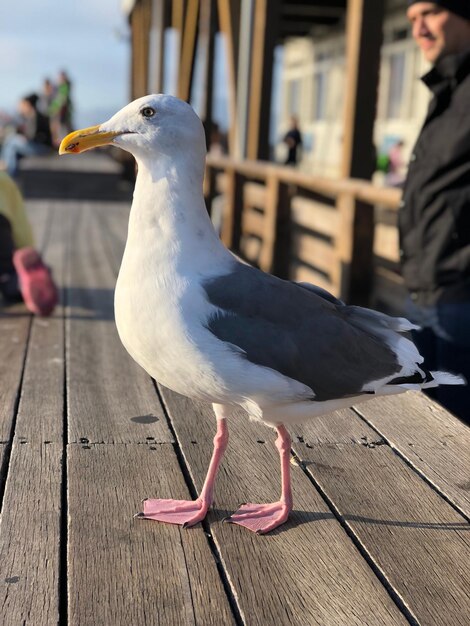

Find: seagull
59;95;464;534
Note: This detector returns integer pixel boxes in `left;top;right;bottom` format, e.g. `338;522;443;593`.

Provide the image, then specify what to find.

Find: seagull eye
141;107;155;119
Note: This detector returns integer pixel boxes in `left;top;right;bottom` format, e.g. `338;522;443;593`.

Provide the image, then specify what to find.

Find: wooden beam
178;0;200;101
221;168;244;250
341;0;384;179
217;0;241;157
130;0;152;99
148;0;170;93
130;5;141;99
339;0;385;304
197;0;217;145
246;0;281;161
172;0;186;32
142;0;152;94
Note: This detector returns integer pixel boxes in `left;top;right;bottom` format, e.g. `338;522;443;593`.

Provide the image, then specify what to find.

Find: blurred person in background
399;1;470;422
38;77;57;116
0;170;57;315
386;139;406;187
49;70;73;145
283;116;302;166
0;93;53;177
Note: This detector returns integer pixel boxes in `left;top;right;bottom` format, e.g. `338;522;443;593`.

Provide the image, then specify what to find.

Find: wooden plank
291;231;337;277
354;392;470;519
243;181;266;209
94;201;129;275
15;201;64;443
0;200;56;442
291;407;381;447
23;199;51;248
374;222;400;263
65;203;172;444
0;307;30;442
0;442;6;471
0;442;62;626
241;208;264;238
290;196;339;239
215;171;227;194
158;387;409;625
239;235;262;267
292;436;470;626
68;443;235;626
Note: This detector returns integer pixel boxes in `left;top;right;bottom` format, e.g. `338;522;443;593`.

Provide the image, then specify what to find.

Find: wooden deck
1;154;470;626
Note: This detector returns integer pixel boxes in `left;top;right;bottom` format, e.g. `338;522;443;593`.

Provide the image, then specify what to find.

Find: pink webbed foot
136;497;209;528
224;501;291;534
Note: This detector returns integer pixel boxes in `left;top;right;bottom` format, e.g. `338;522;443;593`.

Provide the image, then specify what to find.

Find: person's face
407;3;470;64
18;100;33;116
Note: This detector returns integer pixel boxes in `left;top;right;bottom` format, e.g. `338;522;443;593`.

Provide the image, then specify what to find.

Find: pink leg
136;418;228;528
225;425;293;534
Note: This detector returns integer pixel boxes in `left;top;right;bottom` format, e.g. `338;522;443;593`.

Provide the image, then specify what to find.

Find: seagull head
59;94;207;170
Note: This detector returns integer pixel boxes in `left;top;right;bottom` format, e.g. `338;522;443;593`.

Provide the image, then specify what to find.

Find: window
387;52;405;119
313;71;327;120
287;79;301;116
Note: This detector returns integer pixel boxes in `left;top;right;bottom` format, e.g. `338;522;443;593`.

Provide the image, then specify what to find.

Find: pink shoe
13;247;58;316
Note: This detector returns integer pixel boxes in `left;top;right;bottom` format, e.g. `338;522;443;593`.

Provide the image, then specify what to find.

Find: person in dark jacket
1;93;53;177
283;116;302;165
400;1;470;422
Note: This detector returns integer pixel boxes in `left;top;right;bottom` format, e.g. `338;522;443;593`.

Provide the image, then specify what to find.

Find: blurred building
124;1;387;180
279;0;429;176
123;0;425;180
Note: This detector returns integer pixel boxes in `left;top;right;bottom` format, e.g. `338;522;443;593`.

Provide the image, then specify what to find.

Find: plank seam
59;210;69;626
291;446;420;626
351;405;470;524
153;381;246;626
0;316;33;517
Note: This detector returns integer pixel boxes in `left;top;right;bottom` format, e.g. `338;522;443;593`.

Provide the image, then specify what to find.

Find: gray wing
296;281;346;306
203;263;403;401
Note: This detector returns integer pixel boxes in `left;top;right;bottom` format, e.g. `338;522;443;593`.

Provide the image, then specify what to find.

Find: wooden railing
204;154;405;312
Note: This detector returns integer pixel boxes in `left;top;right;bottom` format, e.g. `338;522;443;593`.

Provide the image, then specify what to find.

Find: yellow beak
58;125;122;155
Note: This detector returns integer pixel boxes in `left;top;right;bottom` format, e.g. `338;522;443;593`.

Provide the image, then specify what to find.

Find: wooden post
203;164;218;216
217;0;241;157
130;4;142;99
246;0;281;161
336;191;356;301
221;168;244;250
178;0;200;101
198;0;218;147
342;0;384;179
340;0;385;304
130;0;152;99
259;175;290;277
148;0;170;93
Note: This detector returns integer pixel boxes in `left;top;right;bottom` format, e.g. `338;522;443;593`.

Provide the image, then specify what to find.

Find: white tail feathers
428;371;466;387
383;370;465;392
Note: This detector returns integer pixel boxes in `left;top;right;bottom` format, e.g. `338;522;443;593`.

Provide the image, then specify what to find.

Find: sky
0;0;129;128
